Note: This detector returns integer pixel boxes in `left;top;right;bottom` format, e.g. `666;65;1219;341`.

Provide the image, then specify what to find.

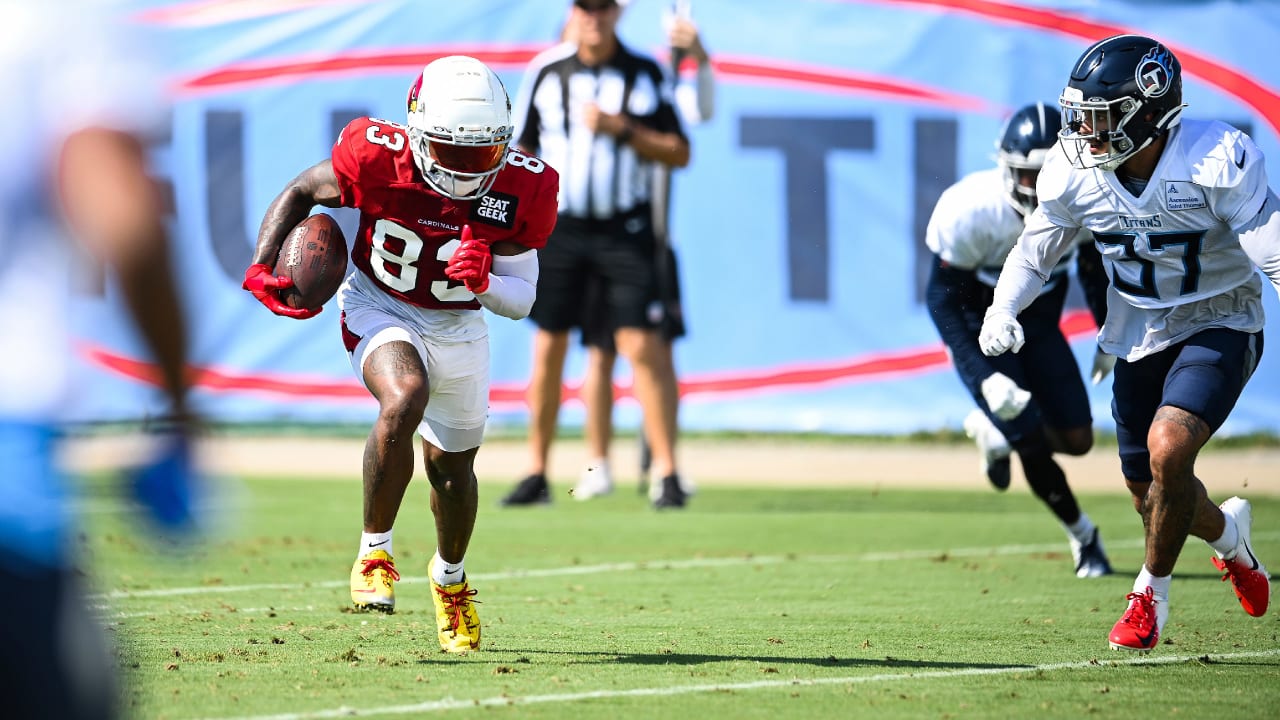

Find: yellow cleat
429;557;481;653
350;549;399;613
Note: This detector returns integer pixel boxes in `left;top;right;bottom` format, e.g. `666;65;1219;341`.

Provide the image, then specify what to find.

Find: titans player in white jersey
926;103;1112;579
980;35;1280;652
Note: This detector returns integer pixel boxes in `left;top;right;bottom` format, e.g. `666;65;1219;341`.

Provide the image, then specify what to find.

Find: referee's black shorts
581;246;685;350
531;206;677;339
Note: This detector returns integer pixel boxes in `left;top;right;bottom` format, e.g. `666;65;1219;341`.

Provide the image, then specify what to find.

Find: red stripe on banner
711;57;997;112
80;344;369;400
176;47;547;95
175;50;995;112
80;310;1098;404
876;0;1280;135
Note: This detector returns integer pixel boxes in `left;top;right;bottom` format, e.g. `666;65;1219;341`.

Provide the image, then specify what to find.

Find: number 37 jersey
331;116;559;313
1030;119;1276;359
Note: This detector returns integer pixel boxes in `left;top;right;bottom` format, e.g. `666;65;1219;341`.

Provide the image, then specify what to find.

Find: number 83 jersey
331;116;558;312
1033;118;1274;358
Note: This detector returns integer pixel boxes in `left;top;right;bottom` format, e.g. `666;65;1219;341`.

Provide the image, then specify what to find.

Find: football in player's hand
273;213;348;312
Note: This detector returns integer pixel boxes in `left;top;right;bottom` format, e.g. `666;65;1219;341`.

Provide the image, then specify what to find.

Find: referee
501;0;691;508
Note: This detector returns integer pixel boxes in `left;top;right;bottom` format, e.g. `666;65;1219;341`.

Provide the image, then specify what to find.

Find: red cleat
1108;586;1165;652
1213;497;1271;618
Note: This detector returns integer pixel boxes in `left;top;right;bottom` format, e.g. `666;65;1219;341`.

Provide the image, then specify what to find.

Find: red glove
242;263;320;319
444;225;492;294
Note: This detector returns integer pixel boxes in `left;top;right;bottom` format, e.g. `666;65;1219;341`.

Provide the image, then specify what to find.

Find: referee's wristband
616;121;634;145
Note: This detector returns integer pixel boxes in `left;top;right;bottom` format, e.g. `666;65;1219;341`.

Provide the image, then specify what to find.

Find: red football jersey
331;117;559;310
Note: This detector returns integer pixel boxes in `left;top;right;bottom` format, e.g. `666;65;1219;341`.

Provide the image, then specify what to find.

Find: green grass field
84;474;1280;719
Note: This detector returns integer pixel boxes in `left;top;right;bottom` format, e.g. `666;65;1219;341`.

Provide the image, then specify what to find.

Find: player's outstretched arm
244;160;342;318
60;127;190;416
62;127;207;535
981;213;1078;355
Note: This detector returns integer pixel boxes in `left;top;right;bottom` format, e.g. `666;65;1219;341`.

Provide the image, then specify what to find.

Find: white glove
1091;346;1116;385
981;372;1031;421
979;311;1025;356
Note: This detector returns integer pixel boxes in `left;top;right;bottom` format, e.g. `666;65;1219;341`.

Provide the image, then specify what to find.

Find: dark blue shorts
961;280;1093;447
1112;327;1264;483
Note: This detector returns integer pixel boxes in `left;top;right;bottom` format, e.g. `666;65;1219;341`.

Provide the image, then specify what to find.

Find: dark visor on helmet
428;141;507;174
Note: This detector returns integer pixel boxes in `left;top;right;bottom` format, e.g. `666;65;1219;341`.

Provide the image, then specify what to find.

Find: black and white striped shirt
511;41;686;220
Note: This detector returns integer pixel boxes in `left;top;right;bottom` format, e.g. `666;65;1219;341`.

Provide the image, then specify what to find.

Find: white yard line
106;605;317;620
198;648;1280;720
92;531;1280;604
87;538;1134;603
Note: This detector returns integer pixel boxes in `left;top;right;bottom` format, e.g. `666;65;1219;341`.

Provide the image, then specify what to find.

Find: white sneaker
1212;496;1270;617
572;463;613;501
1069;526;1114;578
963;408;1012;491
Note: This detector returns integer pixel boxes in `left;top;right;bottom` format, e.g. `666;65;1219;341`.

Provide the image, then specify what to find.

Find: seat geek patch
471;191;517;229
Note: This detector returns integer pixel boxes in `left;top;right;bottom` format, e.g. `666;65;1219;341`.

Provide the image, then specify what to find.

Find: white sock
432;551;465;585
360;531;393;557
1135;565;1171;599
1065;513;1096;545
1208;513;1240;558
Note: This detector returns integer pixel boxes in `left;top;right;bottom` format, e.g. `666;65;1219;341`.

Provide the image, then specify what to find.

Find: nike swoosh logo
1243;543;1260;571
367;540;390;548
1234;145;1247;170
1137;626;1158;647
352;588;381;595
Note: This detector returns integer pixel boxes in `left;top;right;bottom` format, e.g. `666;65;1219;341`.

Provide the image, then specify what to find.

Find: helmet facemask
406;56;514;200
1059;90;1146;171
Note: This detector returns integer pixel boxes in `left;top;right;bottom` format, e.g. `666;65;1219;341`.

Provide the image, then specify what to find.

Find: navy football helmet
1058;35;1185;171
996;102;1061;215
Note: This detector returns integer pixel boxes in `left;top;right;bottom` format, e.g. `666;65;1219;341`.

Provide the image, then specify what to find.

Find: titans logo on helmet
1135;45;1174;98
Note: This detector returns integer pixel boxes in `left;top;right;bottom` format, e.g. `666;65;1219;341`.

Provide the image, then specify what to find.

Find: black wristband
617;122;634;145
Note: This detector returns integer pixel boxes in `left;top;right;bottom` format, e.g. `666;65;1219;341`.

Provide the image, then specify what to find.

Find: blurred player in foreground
244;56;558;652
0;3;198;717
926;102;1113;578
980;35;1278;651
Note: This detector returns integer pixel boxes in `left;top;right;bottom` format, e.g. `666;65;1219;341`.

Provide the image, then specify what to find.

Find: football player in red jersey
243;56;559;653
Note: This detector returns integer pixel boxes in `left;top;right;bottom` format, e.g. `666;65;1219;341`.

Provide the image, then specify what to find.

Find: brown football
273;213;348;312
